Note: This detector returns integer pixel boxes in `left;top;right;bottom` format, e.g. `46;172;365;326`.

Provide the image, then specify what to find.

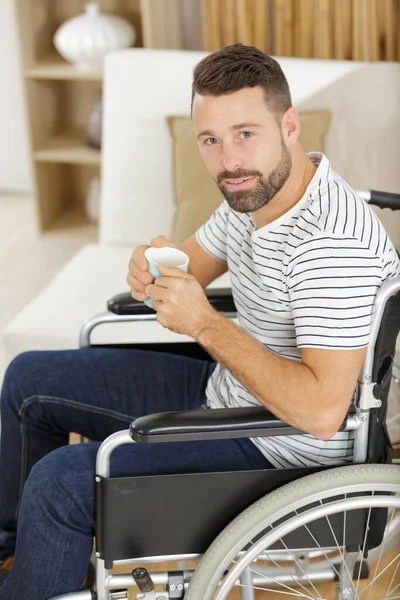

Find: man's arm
194;312;366;440
146;231;377;438
146;268;366;441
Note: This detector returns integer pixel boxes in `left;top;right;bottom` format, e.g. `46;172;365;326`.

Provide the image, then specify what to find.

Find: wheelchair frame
48;277;400;600
49;189;400;600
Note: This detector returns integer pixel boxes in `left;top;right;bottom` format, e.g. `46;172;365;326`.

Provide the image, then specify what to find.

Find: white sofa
4;49;400;362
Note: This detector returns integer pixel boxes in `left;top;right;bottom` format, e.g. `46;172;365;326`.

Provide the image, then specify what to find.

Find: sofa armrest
129;407;304;443
107;288;236;315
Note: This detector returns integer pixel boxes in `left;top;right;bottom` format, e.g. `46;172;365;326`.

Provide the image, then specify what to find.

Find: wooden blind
201;0;400;61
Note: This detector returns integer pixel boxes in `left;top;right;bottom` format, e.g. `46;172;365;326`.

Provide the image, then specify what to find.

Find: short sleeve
196;200;229;263
287;234;382;349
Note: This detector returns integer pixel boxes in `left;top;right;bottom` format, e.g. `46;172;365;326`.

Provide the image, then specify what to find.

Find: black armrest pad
108;288;236;315
107;293;154;316
107;292;154;315
130;406;303;443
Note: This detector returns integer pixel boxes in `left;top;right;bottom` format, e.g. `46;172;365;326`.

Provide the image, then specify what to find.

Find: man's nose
221;145;243;172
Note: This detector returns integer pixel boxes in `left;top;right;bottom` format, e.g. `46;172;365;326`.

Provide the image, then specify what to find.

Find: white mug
144;247;189;308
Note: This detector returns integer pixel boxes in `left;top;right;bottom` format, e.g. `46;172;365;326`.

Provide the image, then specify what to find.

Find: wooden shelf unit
13;0;183;234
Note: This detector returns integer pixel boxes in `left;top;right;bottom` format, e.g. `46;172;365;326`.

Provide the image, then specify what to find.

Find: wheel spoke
232;554;319;599
365;501;399;600
250;554;322;599
359;552;400;598
275;534;325;598
292;512;342;581
235;580;323;598
355;501;375;596
384;510;400;598
320;497;358;599
387;581;400;597
366;500;382;600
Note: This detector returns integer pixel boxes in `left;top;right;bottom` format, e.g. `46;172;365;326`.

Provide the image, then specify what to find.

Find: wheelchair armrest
129;406;304;443
107;288;236;315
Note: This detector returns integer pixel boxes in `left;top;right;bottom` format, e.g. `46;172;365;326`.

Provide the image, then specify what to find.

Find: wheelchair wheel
185;464;400;600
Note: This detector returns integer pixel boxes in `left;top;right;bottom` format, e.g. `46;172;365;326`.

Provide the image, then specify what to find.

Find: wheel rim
193;482;400;600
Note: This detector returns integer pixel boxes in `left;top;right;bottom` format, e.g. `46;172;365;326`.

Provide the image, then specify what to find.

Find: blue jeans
0;348;272;599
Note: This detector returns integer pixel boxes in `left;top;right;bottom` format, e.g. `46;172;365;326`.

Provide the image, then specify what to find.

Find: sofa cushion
167;110;331;243
3;244;231;363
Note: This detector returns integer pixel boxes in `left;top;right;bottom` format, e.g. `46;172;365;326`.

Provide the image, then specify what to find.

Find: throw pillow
167;110;331;243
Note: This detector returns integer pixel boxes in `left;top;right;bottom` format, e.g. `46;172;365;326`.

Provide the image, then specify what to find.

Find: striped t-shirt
196;152;400;469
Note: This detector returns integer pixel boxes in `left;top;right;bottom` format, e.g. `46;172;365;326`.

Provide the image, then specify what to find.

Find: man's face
192;86;293;213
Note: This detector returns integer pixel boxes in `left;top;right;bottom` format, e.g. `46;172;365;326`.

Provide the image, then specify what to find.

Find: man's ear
282;107;300;148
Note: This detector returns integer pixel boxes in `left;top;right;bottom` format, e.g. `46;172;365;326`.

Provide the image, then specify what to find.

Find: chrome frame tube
252;568;336;587
112;554;200;566
250;560;337;584
342;415;361;431
356;190;371;203
105;564;341;593
95;556;109;600
106;570;193;590
256;547;338;561
338;551;358;600
353;277;400;463
96;430;134;478
79;309;237;348
239;567;255;600
79;311;158;348
48;592;93;600
352;412;370;464
359;278;400;390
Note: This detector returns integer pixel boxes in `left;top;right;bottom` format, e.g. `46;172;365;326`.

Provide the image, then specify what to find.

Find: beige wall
0;0;31;192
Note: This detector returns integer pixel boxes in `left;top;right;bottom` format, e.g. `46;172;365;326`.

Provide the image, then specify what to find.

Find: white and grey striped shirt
196;152;400;468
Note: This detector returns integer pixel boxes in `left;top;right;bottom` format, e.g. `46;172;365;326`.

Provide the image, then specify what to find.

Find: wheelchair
50;190;400;600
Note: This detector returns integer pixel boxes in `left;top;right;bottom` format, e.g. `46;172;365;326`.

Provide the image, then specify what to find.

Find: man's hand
145;265;216;337
126;236;176;302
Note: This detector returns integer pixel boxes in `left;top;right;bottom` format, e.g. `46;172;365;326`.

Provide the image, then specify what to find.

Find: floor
0;193;96;384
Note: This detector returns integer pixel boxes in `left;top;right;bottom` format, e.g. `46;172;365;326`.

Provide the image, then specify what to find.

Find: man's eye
240;131;252;139
205;137;218;145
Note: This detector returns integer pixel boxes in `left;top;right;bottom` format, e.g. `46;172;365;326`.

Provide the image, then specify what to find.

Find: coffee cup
143;247;189;308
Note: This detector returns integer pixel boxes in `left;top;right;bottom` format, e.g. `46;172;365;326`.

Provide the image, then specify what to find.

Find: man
0;44;398;598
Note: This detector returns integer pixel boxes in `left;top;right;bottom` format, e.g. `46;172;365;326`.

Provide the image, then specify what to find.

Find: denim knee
1;351;55;414
3;349;45;387
22;445;96;536
5;352;46;379
1;353;35;414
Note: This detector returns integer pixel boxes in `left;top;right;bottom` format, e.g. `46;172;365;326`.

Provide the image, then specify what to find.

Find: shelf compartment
46;204;99;240
18;0;143;82
35;162;100;232
35;134;101;166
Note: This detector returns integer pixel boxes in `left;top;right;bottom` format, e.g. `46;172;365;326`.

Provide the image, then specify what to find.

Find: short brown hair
192;44;292;118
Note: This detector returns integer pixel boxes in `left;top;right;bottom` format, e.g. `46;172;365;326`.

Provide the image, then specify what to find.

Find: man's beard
216;142;292;213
